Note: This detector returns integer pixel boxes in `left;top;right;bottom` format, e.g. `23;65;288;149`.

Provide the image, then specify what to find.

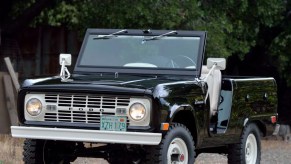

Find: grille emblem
46;105;57;111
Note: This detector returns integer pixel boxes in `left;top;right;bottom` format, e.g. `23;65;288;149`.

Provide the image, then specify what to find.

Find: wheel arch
245;119;267;137
251;120;267;137
170;106;198;147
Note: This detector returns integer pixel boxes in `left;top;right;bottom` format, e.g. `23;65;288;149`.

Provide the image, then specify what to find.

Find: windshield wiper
142;31;178;43
93;29;128;40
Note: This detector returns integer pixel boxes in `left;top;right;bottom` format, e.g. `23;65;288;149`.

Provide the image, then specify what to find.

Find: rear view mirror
59;54;72;81
59;54;72;66
207;58;226;70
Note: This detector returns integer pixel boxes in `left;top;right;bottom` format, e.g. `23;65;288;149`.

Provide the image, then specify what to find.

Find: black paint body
17;74;277;149
16;29;277;151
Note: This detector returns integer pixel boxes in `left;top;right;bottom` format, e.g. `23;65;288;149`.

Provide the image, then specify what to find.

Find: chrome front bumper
11;126;162;145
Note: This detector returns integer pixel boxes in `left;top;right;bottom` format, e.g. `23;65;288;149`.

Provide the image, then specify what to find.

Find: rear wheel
145;123;195;164
228;123;261;164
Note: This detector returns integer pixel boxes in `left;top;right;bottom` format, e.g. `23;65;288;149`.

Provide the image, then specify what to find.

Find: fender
169;105;195;122
168;104;203;148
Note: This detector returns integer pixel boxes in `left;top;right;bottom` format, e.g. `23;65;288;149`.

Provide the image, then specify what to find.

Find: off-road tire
23;139;48;164
228;123;261;164
23;139;73;164
145;123;195;164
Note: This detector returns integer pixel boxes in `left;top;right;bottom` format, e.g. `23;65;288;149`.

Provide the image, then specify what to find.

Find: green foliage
9;0;291;85
270;32;291;86
10;0;36;19
29;0;80;27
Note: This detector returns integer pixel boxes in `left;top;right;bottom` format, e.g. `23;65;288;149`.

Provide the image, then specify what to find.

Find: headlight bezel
26;98;43;116
24;94;46;120
127;98;151;126
129;102;147;121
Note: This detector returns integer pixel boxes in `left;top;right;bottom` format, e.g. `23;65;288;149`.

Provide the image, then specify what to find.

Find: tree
4;0;291;76
0;0;60;72
2;0;291;121
0;0;58;36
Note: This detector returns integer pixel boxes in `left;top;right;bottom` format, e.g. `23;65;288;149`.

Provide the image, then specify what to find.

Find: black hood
21;74;194;96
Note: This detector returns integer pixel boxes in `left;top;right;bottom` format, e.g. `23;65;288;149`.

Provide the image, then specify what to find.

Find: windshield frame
74;29;206;77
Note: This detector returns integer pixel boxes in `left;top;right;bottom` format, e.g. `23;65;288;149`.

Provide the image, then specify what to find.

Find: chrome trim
25;93;152;127
230;77;275;82
25;93;131;124
11;126;162;145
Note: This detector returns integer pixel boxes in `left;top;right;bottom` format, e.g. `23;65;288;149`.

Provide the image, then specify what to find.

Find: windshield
79;35;201;70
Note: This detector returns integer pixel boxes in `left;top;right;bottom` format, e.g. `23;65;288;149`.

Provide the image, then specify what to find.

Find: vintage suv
11;29;277;164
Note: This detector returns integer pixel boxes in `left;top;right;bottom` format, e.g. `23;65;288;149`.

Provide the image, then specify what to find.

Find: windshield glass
79;35;201;70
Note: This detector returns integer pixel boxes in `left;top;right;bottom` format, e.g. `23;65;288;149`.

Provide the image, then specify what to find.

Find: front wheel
228;123;261;164
23;139;77;164
145;123;195;164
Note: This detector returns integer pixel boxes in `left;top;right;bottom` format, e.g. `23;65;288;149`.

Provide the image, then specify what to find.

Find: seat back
201;66;222;116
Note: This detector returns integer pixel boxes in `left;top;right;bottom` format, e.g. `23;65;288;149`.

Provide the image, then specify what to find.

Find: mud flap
272;124;280;135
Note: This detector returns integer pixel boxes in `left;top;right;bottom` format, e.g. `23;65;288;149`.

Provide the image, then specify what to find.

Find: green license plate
100;116;127;131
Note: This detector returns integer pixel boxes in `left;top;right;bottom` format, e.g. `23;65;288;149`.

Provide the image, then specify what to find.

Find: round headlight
26;98;42;116
129;103;146;121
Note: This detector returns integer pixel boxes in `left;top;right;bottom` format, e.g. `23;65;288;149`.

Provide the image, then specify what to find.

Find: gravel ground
194;139;291;164
1;135;291;164
73;139;291;164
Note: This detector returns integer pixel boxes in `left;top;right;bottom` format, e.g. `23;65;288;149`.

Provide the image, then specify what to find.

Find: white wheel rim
167;138;188;164
245;133;258;164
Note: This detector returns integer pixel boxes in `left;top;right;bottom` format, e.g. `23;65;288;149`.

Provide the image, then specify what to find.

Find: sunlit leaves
32;1;80;27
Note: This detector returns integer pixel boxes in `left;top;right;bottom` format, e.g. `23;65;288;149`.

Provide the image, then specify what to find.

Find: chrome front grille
43;94;130;124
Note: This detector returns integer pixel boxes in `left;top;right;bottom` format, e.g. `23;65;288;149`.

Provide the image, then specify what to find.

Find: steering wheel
172;55;196;68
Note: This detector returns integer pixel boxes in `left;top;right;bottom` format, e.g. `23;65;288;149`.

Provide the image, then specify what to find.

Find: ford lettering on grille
43;94;130;125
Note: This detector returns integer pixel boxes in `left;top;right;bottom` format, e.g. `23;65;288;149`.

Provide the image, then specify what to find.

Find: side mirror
59;54;72;66
207;58;226;70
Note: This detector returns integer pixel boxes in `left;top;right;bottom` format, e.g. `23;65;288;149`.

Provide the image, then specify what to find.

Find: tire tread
227;123;261;164
145;123;195;163
23;139;39;164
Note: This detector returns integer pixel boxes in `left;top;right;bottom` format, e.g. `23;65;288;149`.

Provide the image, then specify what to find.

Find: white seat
201;66;222;116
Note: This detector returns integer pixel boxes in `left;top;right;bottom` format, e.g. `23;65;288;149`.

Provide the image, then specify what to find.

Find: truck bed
215;76;277;135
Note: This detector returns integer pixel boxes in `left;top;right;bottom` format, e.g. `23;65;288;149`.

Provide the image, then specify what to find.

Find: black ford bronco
12;29;277;164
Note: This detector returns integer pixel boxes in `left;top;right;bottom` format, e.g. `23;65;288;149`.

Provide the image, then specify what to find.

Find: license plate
100;116;127;131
